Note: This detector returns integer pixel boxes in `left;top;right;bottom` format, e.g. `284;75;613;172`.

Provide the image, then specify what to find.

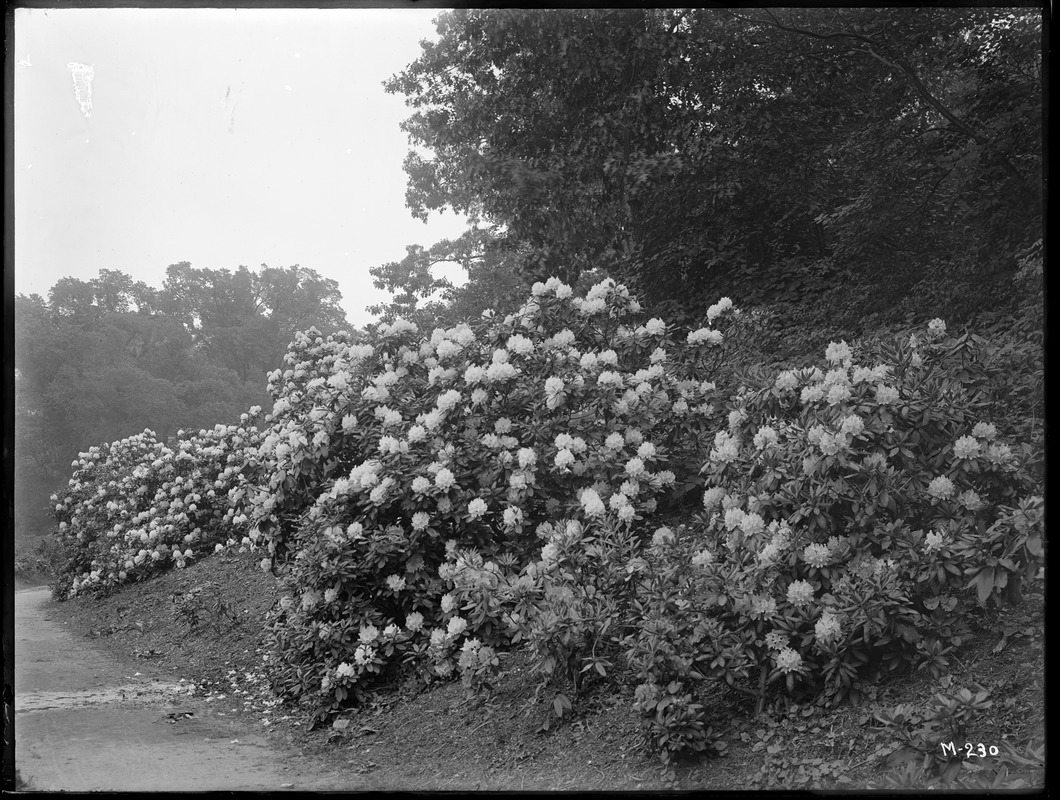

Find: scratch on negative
68;62;94;118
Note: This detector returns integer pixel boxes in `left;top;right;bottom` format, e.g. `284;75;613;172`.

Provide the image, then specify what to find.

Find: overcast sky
14;6;470;328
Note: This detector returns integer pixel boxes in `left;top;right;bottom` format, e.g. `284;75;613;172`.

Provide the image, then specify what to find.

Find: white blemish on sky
67;61;94;117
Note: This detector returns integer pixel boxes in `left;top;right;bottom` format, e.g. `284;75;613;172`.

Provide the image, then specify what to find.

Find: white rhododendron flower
825;340;852;365
928;318;946;336
486;361;518;382
652;527;675;546
688;327;724;346
554;448;575;469
750;594;777;619
840;414;865;437
447;616;468;637
541;542;560;564
644;318;666;336
468;498;488;520
851;366;874;384
506;334;534;355
753;426;779;450
354;645;375;666
875;385;900;405
985;443;1013;465
724;507;745;531
800;384;825;404
739;511;766;537
701;488;725;510
625;457;646;477
786;580;814;607
580;488;606;517
774;370;798;391
434;468;456;491
972;422;998;440
691;549;714;568
953;436;981;459
818;432;843;456
802;543;831;568
927;475;956;500
923;530;946;553
826;384;851;405
763;631;787;652
706;297;733;323
815;612;841;644
711;430;739;463
957;490;984;511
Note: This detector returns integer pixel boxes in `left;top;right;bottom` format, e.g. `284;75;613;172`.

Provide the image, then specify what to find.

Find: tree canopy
383;8;1042;323
15;264;349;544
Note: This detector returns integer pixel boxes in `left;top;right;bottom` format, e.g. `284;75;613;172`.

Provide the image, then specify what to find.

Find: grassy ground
29;545;1044;792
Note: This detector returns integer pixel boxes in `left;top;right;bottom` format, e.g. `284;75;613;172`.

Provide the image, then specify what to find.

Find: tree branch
730;9;1033;198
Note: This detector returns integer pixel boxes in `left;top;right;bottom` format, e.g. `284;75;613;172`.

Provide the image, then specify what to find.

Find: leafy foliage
384;8;1041;327
46;277;1042;771
16;264;348;550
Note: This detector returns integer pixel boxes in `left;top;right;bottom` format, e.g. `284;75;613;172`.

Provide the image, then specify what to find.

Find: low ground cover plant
47;277;1043;771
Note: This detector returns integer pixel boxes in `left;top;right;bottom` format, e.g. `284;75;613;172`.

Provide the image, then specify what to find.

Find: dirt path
14;587;362;792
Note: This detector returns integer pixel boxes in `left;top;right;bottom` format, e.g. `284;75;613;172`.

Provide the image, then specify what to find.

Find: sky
13;6;470;329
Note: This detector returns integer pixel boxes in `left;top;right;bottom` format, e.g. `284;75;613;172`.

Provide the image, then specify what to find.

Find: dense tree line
15;263;348;544
373;8;1042;330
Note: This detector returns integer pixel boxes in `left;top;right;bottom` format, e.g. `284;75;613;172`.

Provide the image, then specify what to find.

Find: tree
368;226;532;329
386;8;1042;322
162;262;348;381
14;264;349;547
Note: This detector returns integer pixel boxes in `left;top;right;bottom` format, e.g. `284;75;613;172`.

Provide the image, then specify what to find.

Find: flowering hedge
49;414;264;599
619;324;1043;759
248;278;743;714
46;275;1043;768
432;318;1042;763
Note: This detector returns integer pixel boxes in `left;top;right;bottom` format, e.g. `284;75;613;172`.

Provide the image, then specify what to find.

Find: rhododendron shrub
620;323;1043;760
49;414;264;599
255;278;742;717
435;321;1042;765
435;517;640;700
